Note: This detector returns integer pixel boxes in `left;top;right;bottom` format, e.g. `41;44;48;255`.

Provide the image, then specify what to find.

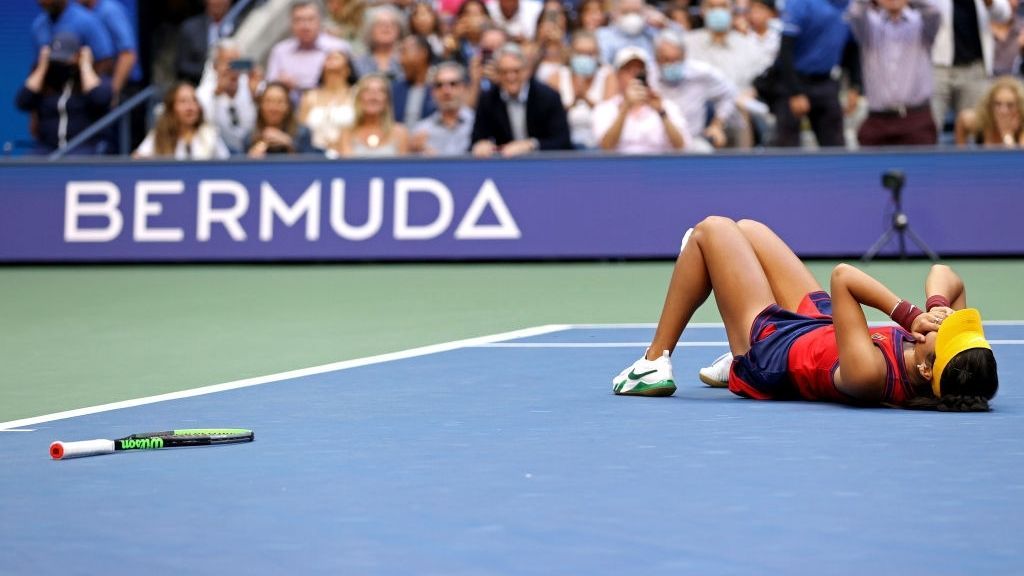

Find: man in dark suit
176;0;232;86
470;43;572;156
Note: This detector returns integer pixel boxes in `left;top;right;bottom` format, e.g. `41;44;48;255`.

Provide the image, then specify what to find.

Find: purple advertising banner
0;150;1020;262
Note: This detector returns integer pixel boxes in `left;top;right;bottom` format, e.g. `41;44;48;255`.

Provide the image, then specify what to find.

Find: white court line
0;429;36;432
477;342;729;348
0;324;571;432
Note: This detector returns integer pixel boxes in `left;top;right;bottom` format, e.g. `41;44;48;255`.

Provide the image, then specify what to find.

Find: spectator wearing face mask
543;30;619;148
596;0;675;65
654;29;738;151
686;0;769;90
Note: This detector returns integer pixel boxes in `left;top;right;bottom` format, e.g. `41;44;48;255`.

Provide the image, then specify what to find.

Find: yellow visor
932;308;991;397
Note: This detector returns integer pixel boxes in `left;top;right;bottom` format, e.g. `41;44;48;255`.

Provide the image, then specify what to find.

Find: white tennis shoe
612;350;677;396
698;352;733;388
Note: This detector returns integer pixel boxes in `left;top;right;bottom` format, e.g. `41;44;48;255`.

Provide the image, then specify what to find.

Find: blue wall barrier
0;150;1019;262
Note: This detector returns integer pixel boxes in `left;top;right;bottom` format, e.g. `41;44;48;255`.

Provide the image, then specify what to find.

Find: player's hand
910;310;945;342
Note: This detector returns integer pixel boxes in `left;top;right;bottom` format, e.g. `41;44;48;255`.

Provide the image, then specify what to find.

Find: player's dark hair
905;348;998;412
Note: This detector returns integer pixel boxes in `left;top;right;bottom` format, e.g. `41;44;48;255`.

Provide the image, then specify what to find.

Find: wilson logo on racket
118;437;164;450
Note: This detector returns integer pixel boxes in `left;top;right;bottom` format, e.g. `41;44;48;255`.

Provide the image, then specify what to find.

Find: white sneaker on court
698;352;733;388
612;350;676;397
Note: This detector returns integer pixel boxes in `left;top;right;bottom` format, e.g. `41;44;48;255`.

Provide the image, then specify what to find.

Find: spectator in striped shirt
846;0;942;145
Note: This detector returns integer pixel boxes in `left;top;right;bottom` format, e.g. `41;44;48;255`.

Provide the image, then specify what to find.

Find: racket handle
50;439;115;460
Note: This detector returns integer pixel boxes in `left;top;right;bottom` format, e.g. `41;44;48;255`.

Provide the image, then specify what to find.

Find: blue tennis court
3;323;1023;575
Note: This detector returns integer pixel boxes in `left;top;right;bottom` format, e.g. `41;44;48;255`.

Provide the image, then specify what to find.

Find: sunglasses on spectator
434;80;462;88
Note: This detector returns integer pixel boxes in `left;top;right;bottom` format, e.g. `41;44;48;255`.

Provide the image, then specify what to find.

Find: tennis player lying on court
612;216;998;411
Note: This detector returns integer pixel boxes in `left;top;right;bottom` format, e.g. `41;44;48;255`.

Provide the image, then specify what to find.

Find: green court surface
2;259;1021;423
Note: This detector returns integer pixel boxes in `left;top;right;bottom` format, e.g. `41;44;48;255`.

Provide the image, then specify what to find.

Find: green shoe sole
613;380;677;397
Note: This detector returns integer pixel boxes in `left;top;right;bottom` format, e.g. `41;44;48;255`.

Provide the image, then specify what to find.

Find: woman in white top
337;73;409;157
543;31;617;149
298;49;356;152
134;82;230;160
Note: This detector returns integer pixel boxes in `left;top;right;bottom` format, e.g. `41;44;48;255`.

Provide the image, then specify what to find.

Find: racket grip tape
50;439;115;460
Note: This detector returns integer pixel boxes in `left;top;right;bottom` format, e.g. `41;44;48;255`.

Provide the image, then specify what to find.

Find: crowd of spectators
16;0;1024;158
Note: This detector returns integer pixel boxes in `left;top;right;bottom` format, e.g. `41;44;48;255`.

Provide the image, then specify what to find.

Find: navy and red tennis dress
727;291;918;406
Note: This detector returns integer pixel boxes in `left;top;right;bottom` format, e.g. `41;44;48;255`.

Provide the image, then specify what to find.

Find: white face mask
617;12;645;36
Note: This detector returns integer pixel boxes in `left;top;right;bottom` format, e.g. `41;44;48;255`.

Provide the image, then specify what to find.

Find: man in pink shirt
266;0;350;93
592;46;690;154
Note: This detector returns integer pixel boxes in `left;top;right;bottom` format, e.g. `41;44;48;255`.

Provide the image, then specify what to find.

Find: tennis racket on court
50;428;254;460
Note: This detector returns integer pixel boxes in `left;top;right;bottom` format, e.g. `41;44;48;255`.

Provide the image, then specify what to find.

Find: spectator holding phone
16;33;112;155
466;25;509;107
196;40;259;154
592;46;689;153
134;81;230;160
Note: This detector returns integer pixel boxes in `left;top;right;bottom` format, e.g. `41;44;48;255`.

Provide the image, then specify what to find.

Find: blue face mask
705;8;733;32
570;54;598;77
660;62;686;85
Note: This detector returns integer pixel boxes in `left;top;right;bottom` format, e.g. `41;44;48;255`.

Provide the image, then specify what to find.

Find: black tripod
861;170;939;262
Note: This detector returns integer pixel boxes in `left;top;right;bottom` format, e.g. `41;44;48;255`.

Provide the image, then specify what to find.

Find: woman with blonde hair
337;73;409;157
135;82;229;159
955;76;1024;147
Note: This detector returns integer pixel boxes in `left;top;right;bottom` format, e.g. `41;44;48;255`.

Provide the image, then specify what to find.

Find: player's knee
697;215;736;233
736;219;767;234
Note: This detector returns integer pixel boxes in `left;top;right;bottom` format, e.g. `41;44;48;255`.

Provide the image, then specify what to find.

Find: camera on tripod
881;170;905;197
861;169;939;262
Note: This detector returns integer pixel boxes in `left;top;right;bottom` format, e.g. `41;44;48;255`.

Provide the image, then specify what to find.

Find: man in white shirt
654;29;738;151
196;39;258;154
685;0;768;89
592;46;689;154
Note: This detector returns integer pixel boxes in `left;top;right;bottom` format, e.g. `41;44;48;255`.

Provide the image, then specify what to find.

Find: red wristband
890;299;924;332
926;295;951;311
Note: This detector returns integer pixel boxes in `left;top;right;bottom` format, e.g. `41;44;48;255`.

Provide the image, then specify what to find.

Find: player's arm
829;263;891;401
924;264;966;310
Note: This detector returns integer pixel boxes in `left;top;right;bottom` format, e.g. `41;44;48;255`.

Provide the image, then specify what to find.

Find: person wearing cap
611;217;998;413
470;42;572;156
592;46;689;153
16;33;112;155
33;0;116;76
